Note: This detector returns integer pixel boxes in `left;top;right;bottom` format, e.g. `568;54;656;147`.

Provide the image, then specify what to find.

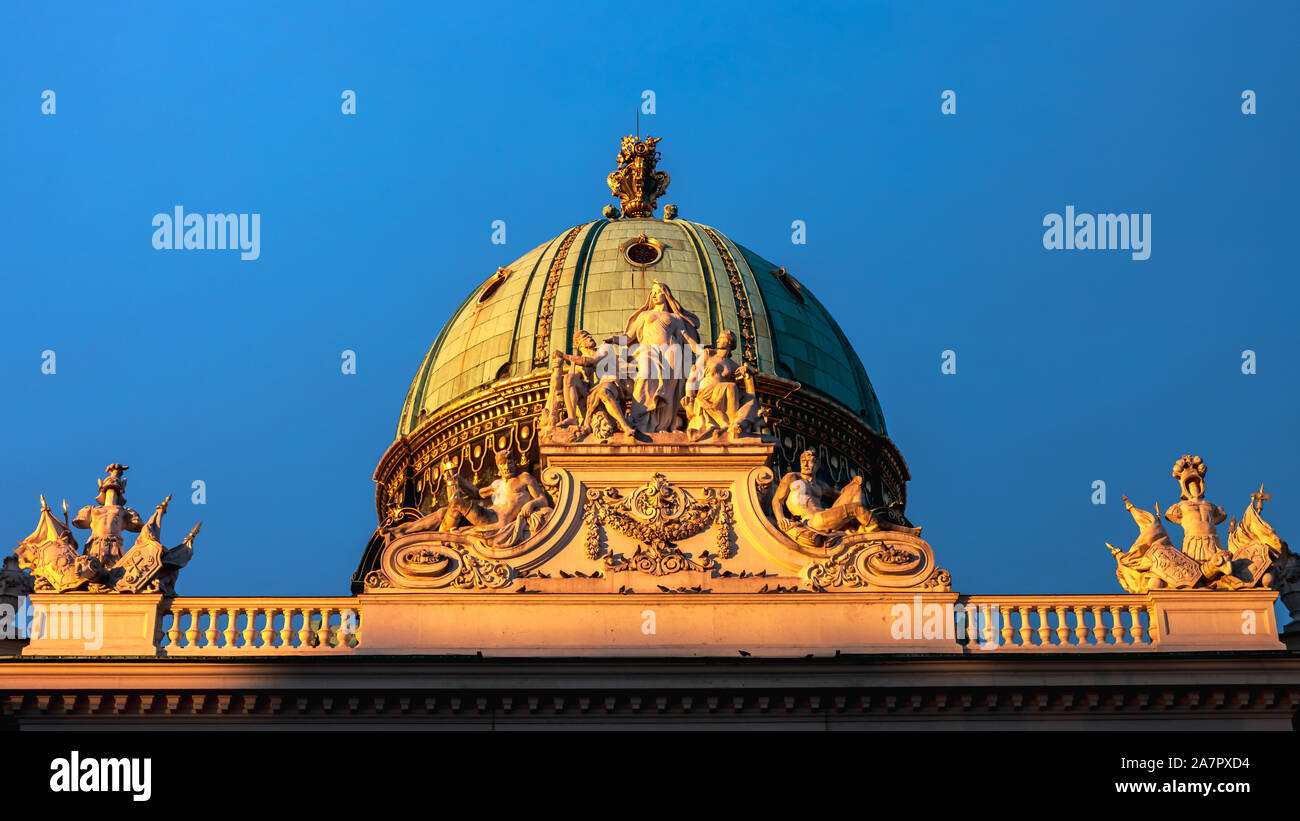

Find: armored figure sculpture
387;450;553;549
771;449;919;548
1107;457;1291;595
72;463;143;565
684;329;763;440
14;464;200;594
1164;455;1227;562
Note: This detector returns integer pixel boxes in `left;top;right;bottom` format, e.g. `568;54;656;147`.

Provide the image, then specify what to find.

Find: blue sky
2;2;1297;601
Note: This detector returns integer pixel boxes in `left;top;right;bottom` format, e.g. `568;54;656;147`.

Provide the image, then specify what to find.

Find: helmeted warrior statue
1107;456;1292;596
13;464;201;594
1164;455;1227;562
73;463;142;566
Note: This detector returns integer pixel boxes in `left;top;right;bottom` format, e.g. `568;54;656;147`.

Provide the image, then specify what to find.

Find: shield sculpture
1147;543;1202;588
32;542;100;593
1230;542;1273;587
111;541;164;593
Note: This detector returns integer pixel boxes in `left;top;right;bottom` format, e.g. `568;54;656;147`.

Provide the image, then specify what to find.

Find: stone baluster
260;608;276;648
297;608;314;647
1055;606;1070;645
184;607;201;647
1109;605;1125;643
165;610;182;649
1036;605;1053;646
1090;606;1107;644
1128;604;1146;644
240;607;256;648
223;606;239;648
201;608;218;648
1073;606;1089;644
1017;605;1033;646
280;607;297;648
999;605;1013;646
318;607;334;648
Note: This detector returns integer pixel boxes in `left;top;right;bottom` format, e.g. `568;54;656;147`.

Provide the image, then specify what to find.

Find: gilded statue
606;134;670;218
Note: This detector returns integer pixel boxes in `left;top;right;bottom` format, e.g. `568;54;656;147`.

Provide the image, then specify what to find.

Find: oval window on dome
478;267;512;303
620;234;664;268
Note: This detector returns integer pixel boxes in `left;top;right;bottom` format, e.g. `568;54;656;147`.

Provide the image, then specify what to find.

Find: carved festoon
584;473;732;576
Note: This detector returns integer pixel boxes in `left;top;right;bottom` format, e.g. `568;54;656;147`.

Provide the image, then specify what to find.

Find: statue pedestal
1147;589;1284;651
357;590;963;656
22;593;164;657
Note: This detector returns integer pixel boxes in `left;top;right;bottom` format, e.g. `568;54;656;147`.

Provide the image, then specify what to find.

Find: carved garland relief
583;473;734;576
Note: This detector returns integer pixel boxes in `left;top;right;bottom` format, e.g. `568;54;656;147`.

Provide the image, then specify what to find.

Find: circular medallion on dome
620;233;664;267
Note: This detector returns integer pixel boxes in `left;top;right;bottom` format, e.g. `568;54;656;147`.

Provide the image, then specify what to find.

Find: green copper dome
396;216;887;438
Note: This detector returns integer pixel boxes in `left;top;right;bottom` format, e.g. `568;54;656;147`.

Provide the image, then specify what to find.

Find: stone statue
623;280;701;434
1107;461;1292;595
684;329;763;440
545;329;636;438
15;496;99;592
72;463;143;565
388;450;553;549
1109;497;1200;593
14;465;201;594
1164;455;1227;562
771;449;919;549
106;494;200;595
0;555;34;598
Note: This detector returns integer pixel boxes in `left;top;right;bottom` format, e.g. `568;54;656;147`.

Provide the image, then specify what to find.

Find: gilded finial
607;134;671;218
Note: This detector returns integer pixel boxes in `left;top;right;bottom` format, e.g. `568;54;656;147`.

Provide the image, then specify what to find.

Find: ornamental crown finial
606;134;671;218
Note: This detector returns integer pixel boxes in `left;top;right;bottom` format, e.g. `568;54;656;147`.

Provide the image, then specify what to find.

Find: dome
363;135;912;588
397;216;887;438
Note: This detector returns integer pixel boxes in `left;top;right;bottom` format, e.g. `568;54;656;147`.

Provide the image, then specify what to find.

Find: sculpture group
13;464;200;595
385;448;553;552
1108;455;1299;600
540;279;764;443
